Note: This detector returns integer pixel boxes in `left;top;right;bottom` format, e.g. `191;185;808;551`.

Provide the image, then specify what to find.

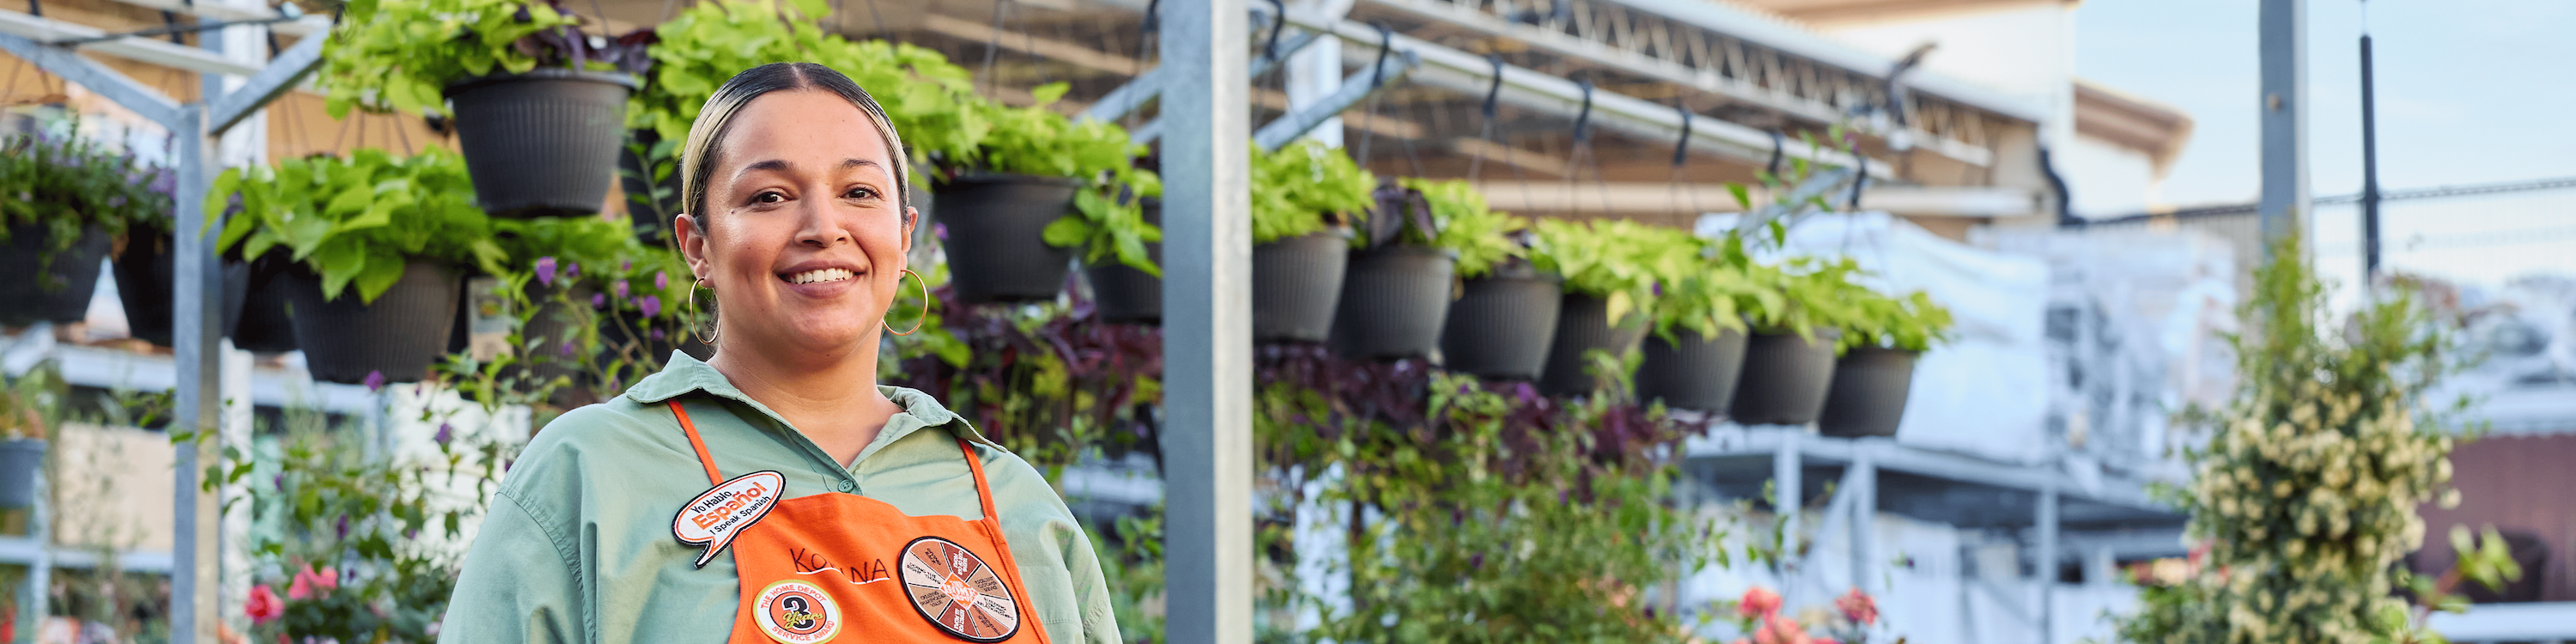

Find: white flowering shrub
2116;234;2462;644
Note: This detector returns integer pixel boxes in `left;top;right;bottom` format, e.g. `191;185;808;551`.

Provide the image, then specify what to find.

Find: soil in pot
1727;328;1843;426
1537;293;1649;397
1085;198;1161;325
1328;245;1455;360
1635;327;1751;413
1818;346;1921;438
112;233;249;346
232;252;301;353
1438;265;1561;380
0;439;42;508
1252;231;1352;343
934;174;1080;304
0;222;112;326
283;261;463;385
446;70;638;217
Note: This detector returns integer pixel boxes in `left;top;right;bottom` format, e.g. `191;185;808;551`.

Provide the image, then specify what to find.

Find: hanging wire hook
1765;128;1786;181
1261;0;1285;63
1571;76;1595;145
1368;22;1394;88
1467;53;1505;182
1671;105;1693;167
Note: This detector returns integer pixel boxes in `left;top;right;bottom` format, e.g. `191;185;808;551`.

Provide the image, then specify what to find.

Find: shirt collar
623;350;995;447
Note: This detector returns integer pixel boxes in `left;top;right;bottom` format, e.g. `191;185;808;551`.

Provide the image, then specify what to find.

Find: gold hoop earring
884;268;929;337
687;278;719;345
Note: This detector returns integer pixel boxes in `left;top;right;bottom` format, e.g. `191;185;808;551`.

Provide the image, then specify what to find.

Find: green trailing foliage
212;149;506;304
1249;140;1376;245
1528;218;1671;327
1643;233;1763;345
1839;289;1953;353
2113;233;2474;644
320;0;643;117
0;126;173;289
1740;256;1870;343
1043;164;1164;276
1394;178;1526;279
629;0;984;165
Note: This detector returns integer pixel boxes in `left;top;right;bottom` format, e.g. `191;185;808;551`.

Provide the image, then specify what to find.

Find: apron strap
957;436;1053;644
668;400;726;487
956;439;1000;521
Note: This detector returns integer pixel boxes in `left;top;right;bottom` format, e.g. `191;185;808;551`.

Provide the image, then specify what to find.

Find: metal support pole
1850;447;1876;596
2035;479;2060;644
1251;50;1417;151
170;102;222;644
1772;432;1801;599
1158;0;1254;642
2359;24;2381;280
2258;0;2309;246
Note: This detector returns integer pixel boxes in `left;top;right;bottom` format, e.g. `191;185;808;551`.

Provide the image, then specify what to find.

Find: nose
792;192;848;248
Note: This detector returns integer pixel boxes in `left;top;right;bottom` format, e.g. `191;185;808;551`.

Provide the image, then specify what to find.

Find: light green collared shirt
438;353;1121;643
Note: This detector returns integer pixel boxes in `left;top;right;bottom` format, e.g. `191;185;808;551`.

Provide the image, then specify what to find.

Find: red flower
245;585;284;624
287;563;338;600
1835;587;1879;625
1738;586;1783;619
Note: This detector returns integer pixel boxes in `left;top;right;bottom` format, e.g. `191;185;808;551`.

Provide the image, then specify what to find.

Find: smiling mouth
782;268;857;284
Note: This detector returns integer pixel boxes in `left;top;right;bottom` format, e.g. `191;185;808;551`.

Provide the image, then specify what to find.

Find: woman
440;63;1120;644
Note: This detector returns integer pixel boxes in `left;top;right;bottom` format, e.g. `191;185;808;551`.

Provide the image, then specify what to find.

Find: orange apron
669;401;1055;644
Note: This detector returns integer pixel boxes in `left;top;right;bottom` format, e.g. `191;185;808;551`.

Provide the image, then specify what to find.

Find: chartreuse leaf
352;255;409;304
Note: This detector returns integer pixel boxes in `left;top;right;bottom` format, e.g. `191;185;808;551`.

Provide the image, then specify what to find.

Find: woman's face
677;89;915;358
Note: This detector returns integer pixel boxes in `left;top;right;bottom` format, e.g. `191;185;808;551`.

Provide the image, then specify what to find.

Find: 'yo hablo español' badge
673;471;784;568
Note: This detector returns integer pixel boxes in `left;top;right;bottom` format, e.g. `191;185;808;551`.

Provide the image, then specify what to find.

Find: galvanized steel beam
1251;48;1415;151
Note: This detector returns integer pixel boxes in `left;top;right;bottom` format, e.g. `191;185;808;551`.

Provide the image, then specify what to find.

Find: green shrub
1249;141;1374;244
319;0;605;117
0;127;173;288
212;149;504;303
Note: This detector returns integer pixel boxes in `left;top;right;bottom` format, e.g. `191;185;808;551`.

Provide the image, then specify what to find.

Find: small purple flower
335;515;349;539
613;279;630;300
434;422;453;447
935;222;950;241
1651;280;1663;297
533;257;558;287
637;295;662;319
273;474;284;491
654;270;669;291
558;341;576;357
591;293;607;308
622;259;633;271
563;262;580;282
651;328;665;340
361;370;386;392
1471;552;1485;569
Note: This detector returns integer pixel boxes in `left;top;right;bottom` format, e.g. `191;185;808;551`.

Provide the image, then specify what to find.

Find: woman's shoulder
502;398;692;495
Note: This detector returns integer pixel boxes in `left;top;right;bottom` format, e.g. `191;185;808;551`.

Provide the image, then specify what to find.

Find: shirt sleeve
1054;518;1126;644
981;447;1125;644
437;488;586;644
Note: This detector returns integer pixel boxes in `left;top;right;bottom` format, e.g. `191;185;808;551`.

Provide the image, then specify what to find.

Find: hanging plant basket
1537;293;1649;397
1728;328;1844;426
0;222;112;327
1253;230;1352;343
445;69;639;217
1086;198;1162;325
112;233;249;347
0;439;42;509
1819;347;1921;438
1329;245;1456;360
1636;327;1751;413
1439;265;1561;380
231;252;301;353
283;261;463;385
934;174;1080;304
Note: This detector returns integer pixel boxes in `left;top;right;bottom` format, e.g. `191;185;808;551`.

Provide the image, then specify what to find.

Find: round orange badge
896;536;1021;642
753;580;842;643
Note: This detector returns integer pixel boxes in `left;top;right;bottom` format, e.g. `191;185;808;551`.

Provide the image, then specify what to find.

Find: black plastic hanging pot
1438;265;1561;380
0;439;42;508
283;261;462;385
934;174;1080;304
1636;327;1751;413
1085;198;1162;325
1728;328;1844;426
446;69;638;217
0;222;111;326
1328;245;1455;360
1252;229;1352;343
1537;293;1649;397
231;252;301;353
112;232;250;346
1819;346;1921;438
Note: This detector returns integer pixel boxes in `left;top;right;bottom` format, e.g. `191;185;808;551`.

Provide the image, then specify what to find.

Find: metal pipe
2258;0;2311;246
2360;27;2381;279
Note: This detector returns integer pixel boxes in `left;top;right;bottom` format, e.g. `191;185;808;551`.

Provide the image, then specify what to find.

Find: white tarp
1698;212;2055;464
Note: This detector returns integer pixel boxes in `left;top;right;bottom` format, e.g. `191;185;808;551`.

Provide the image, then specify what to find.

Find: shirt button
836;480;856;493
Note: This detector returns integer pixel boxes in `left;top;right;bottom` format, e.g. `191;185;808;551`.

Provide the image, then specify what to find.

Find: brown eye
844;186;878;200
753;191;787;204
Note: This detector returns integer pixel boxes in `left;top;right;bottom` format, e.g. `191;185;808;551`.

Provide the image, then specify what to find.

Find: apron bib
669;401;1055;644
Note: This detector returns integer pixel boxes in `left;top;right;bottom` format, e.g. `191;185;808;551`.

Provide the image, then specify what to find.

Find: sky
2071;0;2576;289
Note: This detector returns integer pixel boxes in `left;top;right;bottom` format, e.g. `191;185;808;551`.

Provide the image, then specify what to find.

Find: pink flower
287;563;337;600
1738;586;1783;619
1753;616;1810;644
1835;587;1878;625
246;585;284;623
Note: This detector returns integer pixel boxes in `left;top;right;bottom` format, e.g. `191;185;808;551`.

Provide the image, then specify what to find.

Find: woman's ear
675;213;711;284
900;205;920;259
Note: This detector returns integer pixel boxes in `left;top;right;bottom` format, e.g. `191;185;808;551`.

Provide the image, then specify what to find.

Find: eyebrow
735;158;886;178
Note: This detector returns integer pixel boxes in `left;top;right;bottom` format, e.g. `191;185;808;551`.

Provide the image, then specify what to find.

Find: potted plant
1325;179;1473;360
1819;289;1952;437
928;88;1145;303
1633;233;1763;413
1054;166;1163;325
1418;180;1556;380
624;0;984;240
0;129;150;327
215;149;507;384
1249;141;1373;343
0;366;58;509
321;0;649;217
1728;256;1866;426
1528;218;1661;396
231;251;305;353
439;215;638;403
113;216;252;347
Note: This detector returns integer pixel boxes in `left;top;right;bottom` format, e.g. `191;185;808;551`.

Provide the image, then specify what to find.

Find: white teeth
786;268;854;284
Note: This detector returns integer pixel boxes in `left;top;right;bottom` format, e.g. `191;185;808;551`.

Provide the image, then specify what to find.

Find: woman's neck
707;334;901;468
